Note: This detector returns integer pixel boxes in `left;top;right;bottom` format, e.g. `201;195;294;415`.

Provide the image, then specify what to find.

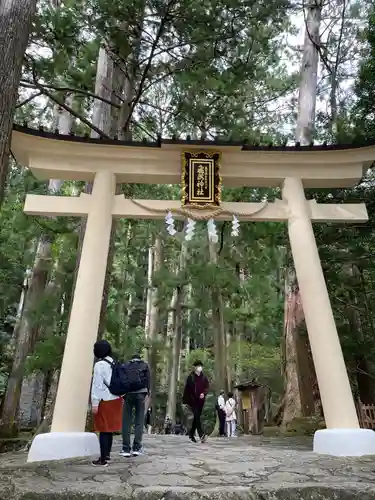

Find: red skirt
94;398;123;432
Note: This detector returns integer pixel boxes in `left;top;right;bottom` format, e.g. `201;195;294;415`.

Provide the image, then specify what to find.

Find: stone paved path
1;434;375;499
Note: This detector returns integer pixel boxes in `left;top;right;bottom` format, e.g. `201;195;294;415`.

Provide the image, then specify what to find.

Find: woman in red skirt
91;340;123;467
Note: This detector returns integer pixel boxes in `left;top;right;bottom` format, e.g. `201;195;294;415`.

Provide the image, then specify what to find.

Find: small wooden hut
235;380;271;435
357;399;375;430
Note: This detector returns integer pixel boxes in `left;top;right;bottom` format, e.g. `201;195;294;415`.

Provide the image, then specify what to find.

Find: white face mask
195;366;203;374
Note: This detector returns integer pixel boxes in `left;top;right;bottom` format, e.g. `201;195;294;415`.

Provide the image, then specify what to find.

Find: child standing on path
225;392;237;438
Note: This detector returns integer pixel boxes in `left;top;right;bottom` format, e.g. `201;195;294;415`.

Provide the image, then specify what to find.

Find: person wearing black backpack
119;353;150;457
91;340;123;467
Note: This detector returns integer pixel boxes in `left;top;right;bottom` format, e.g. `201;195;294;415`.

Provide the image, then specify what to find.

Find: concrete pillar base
314;428;375;456
27;432;99;463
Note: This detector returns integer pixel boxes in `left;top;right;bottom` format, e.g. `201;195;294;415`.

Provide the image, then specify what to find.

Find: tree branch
122;0;178;133
302;0;332;74
131;119;158;141
20;79;119;109
333;0;347;77
34;82;111;139
24;55;111;139
16;91;42;108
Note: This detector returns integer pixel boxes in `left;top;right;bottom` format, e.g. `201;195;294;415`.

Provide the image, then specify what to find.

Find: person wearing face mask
182;360;209;443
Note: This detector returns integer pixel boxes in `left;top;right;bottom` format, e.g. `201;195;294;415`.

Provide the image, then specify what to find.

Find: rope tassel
185;218;196;241
207;218;218;243
231;215;240;236
165;211;177;235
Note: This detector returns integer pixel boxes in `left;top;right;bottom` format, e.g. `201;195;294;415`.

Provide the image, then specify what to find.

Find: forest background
1;0;375;439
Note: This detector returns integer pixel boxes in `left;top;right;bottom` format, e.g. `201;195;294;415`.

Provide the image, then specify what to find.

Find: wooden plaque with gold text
181;151;221;207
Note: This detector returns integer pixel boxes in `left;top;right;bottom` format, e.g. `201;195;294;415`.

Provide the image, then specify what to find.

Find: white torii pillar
283;177;375;457
28;170;115;462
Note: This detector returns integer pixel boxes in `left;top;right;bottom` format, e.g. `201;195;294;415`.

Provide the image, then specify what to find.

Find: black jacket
182;372;209;408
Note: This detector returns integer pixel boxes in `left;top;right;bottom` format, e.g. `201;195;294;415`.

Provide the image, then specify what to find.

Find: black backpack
122;359;147;393
104;358;147;395
103;359;129;396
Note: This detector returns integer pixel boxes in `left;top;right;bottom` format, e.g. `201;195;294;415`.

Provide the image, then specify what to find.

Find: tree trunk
97;215;119;339
69;46;114;335
17;372;45;428
295;1;321;145
8;268;31;352
165;288;183;423
166;243;188;423
115;5;145;140
235;267;246;384
92;46;114;136
184;283;192;373
348;265;375;404
224;301;232;392
146;236;162;421
96;28;145;335
0;237;51;436
355;355;374;404
64;47;116;429
177;321;184;380
280;0;322;427
1;220;72;435
0;0;38;205
161;290;175;389
296;327;317;417
44;370;60;421
88;42;142;339
144;245;154;348
327;1;347;138
281;260;318;426
281;268;302;426
17;258;67;428
208;240;228;394
24;370;60;447
210;259;228;438
14;99;73;431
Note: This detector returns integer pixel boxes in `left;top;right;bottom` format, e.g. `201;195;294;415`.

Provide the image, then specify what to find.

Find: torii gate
11;125;375;461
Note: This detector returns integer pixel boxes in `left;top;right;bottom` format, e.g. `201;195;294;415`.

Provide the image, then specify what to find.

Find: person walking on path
91;340;123;467
216;389;226;437
225;392;237;438
182;360;209;443
120;353;151;457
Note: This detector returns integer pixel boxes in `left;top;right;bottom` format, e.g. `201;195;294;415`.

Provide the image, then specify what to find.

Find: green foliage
353;8;375;141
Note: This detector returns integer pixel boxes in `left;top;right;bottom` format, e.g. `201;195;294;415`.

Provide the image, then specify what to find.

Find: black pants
217;408;226;436
122;392;146;453
189;405;204;439
99;432;113;460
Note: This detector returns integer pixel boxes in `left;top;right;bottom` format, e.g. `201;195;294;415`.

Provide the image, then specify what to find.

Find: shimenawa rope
129;199;269;221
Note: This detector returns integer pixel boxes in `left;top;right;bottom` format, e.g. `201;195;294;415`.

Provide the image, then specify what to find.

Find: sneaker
92;459;109;467
132;447;144;456
189;435;197;443
200;435;207;443
119;450;132;458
